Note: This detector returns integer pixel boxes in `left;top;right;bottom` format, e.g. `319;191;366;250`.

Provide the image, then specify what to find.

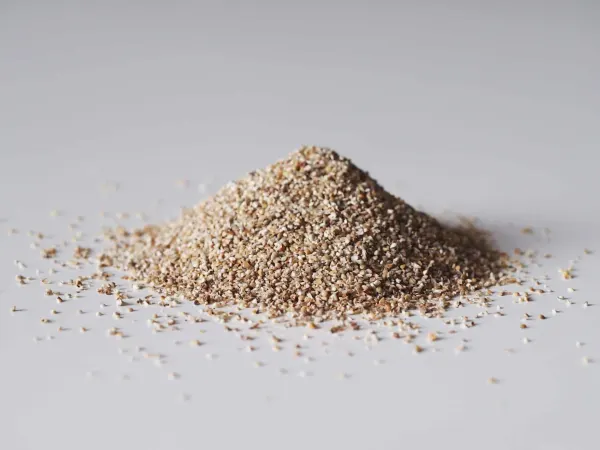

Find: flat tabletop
1;2;599;450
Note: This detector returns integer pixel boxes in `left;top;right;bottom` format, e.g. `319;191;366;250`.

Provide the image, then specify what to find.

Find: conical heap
107;146;511;321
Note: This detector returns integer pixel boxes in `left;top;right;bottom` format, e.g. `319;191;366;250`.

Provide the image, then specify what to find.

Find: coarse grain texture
103;147;512;324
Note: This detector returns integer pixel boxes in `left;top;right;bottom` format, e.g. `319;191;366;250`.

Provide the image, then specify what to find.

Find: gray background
1;1;599;449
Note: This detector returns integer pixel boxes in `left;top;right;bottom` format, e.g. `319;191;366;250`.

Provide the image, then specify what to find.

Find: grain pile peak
105;146;512;323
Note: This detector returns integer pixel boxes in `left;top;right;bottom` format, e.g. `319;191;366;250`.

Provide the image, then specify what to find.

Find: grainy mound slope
105;146;512;321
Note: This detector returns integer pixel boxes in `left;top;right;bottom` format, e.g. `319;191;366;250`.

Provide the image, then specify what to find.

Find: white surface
1;2;599;449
